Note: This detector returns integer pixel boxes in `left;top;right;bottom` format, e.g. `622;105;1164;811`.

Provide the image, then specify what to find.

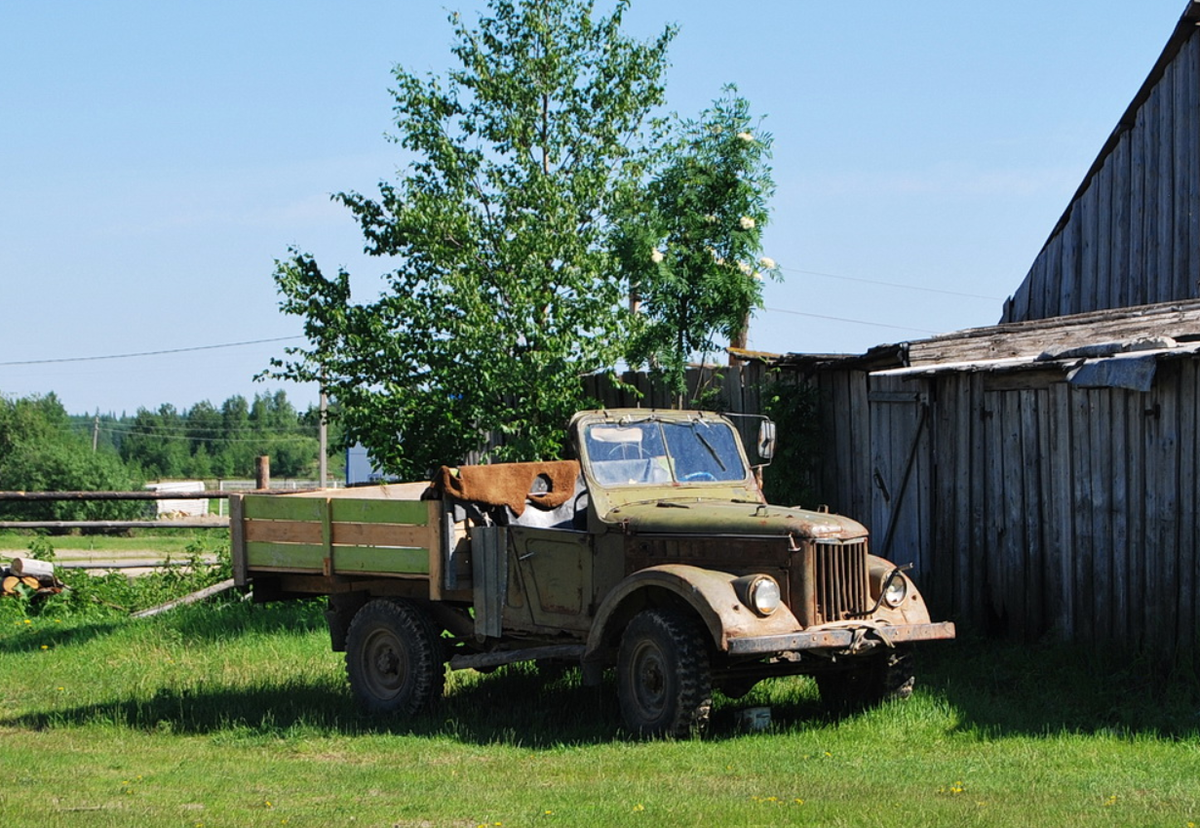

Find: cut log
19;576;39;590
2;575;19;595
10;558;55;578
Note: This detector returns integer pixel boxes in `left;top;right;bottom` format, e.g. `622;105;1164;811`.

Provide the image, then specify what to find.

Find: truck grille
814;539;869;622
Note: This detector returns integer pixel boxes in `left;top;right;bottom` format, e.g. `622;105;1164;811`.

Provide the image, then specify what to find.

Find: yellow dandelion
40;644;48;650
632;803;645;812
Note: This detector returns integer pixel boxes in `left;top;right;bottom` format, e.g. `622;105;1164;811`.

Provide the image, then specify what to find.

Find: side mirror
757;420;776;461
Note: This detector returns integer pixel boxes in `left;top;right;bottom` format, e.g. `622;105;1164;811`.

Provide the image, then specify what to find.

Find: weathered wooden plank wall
580;363;767;415
814;360;1200;657
1002;25;1200;322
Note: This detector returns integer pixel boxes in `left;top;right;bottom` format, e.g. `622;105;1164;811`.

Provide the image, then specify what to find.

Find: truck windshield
582;418;748;486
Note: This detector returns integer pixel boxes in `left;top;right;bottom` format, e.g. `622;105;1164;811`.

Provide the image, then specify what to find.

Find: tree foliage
0;393;141;521
761;376;824;508
268;0;676;479
117;392;322;479
614;89;777;399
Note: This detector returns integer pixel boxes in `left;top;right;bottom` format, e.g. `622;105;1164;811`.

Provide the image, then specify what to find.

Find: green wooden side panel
330;498;429;526
245;541;429;576
245;541;325;571
334;546;430;575
243;496;327;522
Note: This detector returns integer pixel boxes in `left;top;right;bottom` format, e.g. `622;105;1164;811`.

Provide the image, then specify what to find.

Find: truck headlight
733;574;781;616
883;572;908;607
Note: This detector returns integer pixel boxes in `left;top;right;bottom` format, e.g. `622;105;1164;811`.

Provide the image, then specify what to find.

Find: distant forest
2;389;341;494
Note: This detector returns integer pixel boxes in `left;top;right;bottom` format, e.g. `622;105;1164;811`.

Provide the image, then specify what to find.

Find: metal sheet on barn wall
867;374;930;575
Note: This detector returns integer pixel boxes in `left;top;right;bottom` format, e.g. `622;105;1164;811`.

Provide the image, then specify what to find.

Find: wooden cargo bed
231;484;440;585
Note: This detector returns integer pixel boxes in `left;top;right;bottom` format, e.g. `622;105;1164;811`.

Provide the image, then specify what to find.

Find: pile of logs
1;558;63;597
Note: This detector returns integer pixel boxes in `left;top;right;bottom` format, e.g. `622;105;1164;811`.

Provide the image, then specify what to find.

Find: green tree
119;405;190;479
0;392;140;521
268;0;675;479
247;391;317;477
614;89;778;401
215;395;254;477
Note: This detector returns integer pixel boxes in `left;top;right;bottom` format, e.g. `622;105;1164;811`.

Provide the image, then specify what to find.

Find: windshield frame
577;412;753;489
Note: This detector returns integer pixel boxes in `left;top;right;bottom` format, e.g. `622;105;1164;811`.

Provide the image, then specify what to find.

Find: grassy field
1;546;1199;827
0;529;229;557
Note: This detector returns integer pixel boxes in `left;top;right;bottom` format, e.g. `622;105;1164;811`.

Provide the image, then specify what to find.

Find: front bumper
726;621;956;656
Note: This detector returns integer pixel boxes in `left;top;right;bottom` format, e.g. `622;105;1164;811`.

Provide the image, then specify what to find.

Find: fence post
255;456;271;490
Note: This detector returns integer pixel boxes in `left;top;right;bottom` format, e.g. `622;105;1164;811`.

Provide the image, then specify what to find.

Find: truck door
505;527;594;633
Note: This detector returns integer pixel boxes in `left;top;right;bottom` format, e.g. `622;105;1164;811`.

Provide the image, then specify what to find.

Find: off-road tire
617;608;712;738
345;598;444;716
816;647;915;712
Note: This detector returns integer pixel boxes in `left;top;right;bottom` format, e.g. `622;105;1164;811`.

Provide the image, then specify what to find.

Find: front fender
583;564;801;667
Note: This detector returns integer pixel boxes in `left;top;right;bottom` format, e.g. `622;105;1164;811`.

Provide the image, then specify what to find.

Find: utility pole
92;412;100;452
318;387;328;488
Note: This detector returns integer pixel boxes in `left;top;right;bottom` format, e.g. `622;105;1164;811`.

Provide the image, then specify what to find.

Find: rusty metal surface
448;643;586;671
604;499;867;541
584;563;805;661
726;621;957;656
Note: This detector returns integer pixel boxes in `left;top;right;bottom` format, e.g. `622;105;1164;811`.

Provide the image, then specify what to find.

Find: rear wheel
617;608;712;738
345;598;444;716
816;647;914;712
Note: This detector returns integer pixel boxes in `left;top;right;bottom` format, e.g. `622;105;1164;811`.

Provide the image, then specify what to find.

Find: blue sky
0;1;1188;415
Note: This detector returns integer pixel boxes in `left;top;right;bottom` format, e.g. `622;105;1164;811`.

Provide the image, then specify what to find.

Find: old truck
230;408;954;737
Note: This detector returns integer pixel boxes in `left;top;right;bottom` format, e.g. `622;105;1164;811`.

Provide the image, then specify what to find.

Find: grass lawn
2;590;1198;828
0;530;229;557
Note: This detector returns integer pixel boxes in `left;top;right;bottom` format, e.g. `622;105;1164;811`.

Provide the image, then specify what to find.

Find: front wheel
617;608;712;738
345;598;444;716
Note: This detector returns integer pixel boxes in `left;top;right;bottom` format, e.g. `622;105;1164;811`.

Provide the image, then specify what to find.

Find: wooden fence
0;489;235;530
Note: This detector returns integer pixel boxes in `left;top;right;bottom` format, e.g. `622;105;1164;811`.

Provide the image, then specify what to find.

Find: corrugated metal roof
872;341;1200;383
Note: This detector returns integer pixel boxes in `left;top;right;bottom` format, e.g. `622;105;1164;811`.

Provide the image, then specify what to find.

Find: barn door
868;375;931;573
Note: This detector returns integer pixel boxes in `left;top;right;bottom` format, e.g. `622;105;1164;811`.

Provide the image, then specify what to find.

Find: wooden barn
770;3;1200;658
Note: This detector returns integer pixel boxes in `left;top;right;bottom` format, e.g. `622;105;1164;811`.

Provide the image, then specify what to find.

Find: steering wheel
604;442;649;460
679;471;716;482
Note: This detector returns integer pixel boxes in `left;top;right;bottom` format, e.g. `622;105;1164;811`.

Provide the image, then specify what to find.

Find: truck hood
603;498;867;541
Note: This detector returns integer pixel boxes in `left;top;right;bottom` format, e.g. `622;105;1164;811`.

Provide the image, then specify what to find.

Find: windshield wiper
693;427;727;471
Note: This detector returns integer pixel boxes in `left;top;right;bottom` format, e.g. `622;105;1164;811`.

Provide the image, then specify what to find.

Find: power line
0;336;303;367
779;266;1003;301
760;306;941;335
92;425;318;445
76;421;321;438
